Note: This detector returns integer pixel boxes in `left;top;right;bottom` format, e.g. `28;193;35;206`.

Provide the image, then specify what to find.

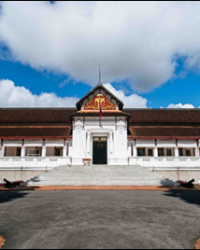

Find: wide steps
24;165;178;187
38;177;165;181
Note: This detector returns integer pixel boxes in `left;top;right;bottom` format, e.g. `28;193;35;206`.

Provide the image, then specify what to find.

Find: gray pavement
0;190;200;249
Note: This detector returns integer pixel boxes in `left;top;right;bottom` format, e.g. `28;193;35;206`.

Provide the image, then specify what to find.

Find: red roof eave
128;136;200;140
0;136;73;140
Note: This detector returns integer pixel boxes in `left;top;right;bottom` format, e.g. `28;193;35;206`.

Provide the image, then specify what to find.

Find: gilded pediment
84;94;116;110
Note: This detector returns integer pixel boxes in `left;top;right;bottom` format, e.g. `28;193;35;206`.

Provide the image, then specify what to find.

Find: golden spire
98;64;101;86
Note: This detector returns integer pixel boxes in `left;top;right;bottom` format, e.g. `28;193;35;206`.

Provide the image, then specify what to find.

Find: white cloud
167;103;195;109
0;79;79;107
0;79;147;108
103;83;147;108
1;2;200;91
1;79;198;109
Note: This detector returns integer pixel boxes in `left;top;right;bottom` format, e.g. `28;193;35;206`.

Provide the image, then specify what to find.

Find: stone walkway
1;190;200;249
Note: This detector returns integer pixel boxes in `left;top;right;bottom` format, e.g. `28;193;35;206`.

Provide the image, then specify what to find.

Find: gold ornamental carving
84;94;116;110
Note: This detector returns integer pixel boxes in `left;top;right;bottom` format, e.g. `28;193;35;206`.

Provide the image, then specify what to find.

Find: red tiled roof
129;126;200;138
1;108;200;139
0;108;76;124
1;108;200;124
0;127;72;138
124;109;200;124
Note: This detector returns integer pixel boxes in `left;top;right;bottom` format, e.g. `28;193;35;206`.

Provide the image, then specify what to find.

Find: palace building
1;79;200;185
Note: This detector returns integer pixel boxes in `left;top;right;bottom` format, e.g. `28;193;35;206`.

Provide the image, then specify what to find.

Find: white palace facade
1;81;200;183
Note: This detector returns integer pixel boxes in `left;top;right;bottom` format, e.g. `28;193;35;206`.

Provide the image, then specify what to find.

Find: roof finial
98;63;101;86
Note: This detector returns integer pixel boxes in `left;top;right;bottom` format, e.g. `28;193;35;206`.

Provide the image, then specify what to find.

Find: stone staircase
23;165;178;187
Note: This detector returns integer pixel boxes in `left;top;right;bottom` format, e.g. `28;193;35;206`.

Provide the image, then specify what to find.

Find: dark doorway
93;137;107;165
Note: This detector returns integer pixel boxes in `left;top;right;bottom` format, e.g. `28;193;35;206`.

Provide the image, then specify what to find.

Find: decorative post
63;139;67;157
128;142;132;156
21;139;25;157
109;131;113;156
42;139;46;157
68;142;72;157
87;132;91;158
154;139;158;157
195;139;199;157
0;140;3;157
175;139;179;157
109;131;113;157
133;140;137;157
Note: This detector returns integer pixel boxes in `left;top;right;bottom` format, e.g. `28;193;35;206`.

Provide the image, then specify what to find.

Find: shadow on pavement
163;190;200;207
0;191;30;204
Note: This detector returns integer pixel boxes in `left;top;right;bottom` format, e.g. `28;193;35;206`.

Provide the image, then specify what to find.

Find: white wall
72;118;85;164
178;140;196;148
114;118;128;159
46;140;64;147
72;116;128;165
4;140;22;147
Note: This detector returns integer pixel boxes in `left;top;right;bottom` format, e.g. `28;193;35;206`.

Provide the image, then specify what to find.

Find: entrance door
93;137;107;165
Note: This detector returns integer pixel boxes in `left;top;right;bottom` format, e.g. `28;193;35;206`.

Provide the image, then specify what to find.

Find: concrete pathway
0;190;200;249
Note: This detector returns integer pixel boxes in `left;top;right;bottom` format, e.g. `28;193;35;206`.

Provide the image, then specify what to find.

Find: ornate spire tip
98;64;101;86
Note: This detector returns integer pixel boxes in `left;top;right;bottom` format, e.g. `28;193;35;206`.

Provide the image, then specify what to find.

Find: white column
109;131;113;157
195;140;199;157
21;139;25;157
87;132;91;158
128;142;132;156
63;139;67;157
0;139;3;157
133;140;137;157
175;147;179;157
68;142;72;157
175;139;179;157
42;139;46;157
154;139;158;157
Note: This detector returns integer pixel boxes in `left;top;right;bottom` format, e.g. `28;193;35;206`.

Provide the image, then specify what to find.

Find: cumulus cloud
167;103;195;109
1;2;200;91
103;83;148;108
1;79;198;109
0;79;79;107
0;79;148;108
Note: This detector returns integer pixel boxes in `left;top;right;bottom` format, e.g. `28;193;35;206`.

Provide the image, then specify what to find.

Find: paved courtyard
0;190;200;249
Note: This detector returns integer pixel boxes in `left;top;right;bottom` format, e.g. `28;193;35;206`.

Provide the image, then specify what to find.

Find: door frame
92;136;108;165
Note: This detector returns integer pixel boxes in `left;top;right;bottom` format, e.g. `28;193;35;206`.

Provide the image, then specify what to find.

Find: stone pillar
154;139;158;157
175;139;179;157
42;139;46;157
68;142;72;157
21;139;25;157
0;139;3;157
195;139;199;157
63;139;67;157
109;131;113;157
175;148;179;157
87;132;91;158
128;142;132;156
133;140;137;157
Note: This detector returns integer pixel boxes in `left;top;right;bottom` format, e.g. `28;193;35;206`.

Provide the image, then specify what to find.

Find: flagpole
99;103;102;127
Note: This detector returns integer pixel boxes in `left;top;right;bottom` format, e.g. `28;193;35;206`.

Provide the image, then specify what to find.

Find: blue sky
0;2;200;109
1;57;200;108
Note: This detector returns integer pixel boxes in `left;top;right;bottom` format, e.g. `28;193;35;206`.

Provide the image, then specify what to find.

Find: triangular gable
76;84;124;111
84;93;116;110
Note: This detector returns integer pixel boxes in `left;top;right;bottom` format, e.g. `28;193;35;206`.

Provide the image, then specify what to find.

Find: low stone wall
0;171;46;183
154;170;200;183
1;169;200;184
